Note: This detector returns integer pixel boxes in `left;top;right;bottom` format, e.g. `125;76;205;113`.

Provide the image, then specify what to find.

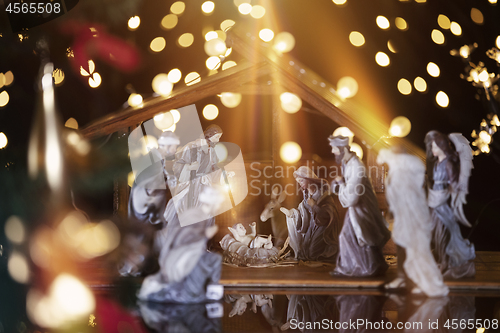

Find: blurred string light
203;104;219;120
152;73;173;96
128;93;143;107
414;77;427;92
220;92;242;108
27;274;95;329
161;14;178;30
205;31;218;41
4;71;13;86
489;0;497;3
397;78;412;95
337;76;358;99
250;5;266;19
204;38;227;56
431;29;445;45
471;115;499;155
450;22;462;36
128;172;135;187
376;16;390;30
332;0;347;5
185;72;201;86
0;132;8;149
0;91;9;107
128;16;140;30
349;31;365;47
138;135;158;154
171;109;181;123
395;17;408;30
150;37;166;52
238;3;252;15
8;251;30;283
280;92;302;113
450;43;477;60
389;116;411;138
280;141;302;163
80;60;101;88
168;68;182;83
66;132;91;156
350;142;363;159
215;143;228;162
259;29;274;42
415;0;426;3
470;8;484;25
5;215;25;244
222;60;237;70
216;30;227;41
202;1;215;14
435;91;449;108
52;69;64;86
178;33;194;47
333;127;354;144
427;62;440;77
273;32;295;53
154;112;174;131
170;1;185;15
206;56;221;70
387;40;397;53
437;14;451;29
220;19;235;31
375;52;390;67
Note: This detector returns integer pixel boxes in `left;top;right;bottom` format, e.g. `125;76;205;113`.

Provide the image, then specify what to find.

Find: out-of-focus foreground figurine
378;147;449;297
425;131;475;279
329;135;390;277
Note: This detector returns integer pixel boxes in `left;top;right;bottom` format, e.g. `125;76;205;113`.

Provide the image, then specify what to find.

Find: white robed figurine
378;147;449;297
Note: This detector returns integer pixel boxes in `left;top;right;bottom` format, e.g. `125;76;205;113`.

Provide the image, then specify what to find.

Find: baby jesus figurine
228;222;257;247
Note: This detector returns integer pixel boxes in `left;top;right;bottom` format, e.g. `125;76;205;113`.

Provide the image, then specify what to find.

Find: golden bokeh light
206;56;221;70
202;1;215;13
431;29;445;45
216;30;226;41
389;116;411;137
489;0;497;3
88;73;101;88
203;104;219;120
259;28;274;42
238;3;252;15
395;17;408;30
337;76;358;99
220;19;236;31
150;37;166;52
205;31;218;41
0;73;5;89
161;14;178;30
233;0;249;6
427;62;440;77
222;60;237;70
450;22;462;35
170;1;185;15
4;71;13;86
171;109;181;123
128;172;135;187
437;14;451;29
76;220;120;259
0;132;7;149
436;91;449;107
332;0;347;4
128;16;140;30
204;38;227;56
215;143;228;162
376;16;390;29
349;31;365;47
350;143;364;159
65;117;79;129
387;40;397;53
414;77;427;92
0;90;9;107
397;78;412;95
280;141;302;164
128;93;143;107
375;52;390;67
273;32;295;53
168;68;182;83
280;92;302;113
152;73;173;96
185;72;201;86
138;135;158;154
220;92;242;108
52;69;64;85
5;215;25;244
333;127;354;144
250;5;266;19
178;33;194;47
471;8;484;24
8;251;30;284
415;0;426;3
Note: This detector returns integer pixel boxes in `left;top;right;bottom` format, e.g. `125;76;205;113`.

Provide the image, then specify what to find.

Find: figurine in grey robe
378;147;448;297
329;135;390;277
425;131;475;279
280;166;339;262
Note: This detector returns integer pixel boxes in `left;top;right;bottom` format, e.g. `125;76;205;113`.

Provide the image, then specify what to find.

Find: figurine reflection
329;135;390;277
425;131;475;279
280;166;339;262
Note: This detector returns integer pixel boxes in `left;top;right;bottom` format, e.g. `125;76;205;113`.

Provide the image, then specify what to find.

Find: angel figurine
425;131;475;279
377;147;448;297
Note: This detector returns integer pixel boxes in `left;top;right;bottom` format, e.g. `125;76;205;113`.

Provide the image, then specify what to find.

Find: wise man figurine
329;135;390;277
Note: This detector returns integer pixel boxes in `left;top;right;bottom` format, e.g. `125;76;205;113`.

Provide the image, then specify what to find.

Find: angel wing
448;133;474;227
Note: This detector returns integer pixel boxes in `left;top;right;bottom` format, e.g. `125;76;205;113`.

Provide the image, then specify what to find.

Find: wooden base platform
220;251;500;292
